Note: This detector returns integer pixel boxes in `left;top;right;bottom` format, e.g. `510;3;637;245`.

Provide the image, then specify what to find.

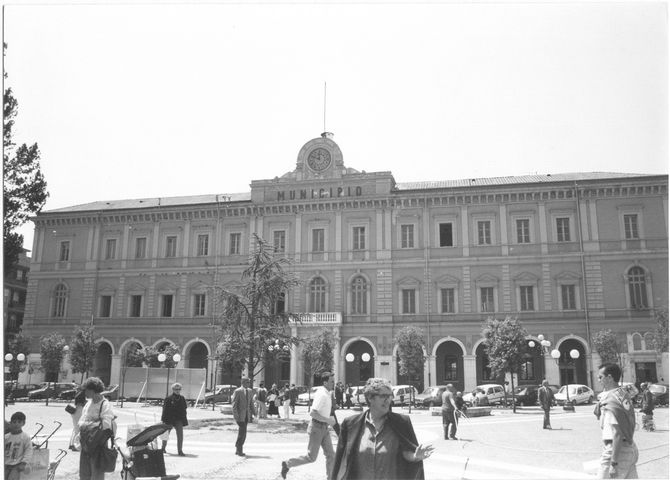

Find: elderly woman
332;378;433;480
78;377;116;480
161;382;188;455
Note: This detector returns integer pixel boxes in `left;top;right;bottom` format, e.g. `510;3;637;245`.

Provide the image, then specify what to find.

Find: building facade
21;133;669;392
4;249;30;344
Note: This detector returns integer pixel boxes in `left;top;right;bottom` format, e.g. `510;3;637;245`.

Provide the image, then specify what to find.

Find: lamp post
4;353;26;382
158;353;182;399
549;347;580;412
345;352;371;408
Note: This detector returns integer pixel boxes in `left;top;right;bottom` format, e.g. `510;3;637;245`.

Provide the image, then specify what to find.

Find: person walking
69;387;87;451
160;382;188;456
289;384;298;414
441;384;458;440
267;383;280;418
538;379;554;430
280;372;336;479
256;382;268;419
232;377;254;456
345;383;353;409
331;377;434;480
281;383;291;420
334;382;344;408
594;363;638;479
639;382;655;431
78;377;116;480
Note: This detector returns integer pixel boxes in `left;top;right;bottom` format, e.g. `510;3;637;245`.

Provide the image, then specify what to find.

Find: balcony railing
291;312;342;325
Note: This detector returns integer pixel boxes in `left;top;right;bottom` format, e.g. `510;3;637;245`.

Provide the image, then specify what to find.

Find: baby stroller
118;423;180;480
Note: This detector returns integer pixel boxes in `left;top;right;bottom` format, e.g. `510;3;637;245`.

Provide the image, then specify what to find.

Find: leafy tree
6;333;31;380
653;307;669;353
119;343;144;404
3;44;48;272
394;326;426;412
482;316;528;413
216;331;248;381
215;234;301;382
39;333;67;382
301;328;336;408
68;326;99;383
592;329;624;373
140;344;181;368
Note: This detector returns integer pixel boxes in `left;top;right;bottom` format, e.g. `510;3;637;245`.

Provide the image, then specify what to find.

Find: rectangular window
519;286;534;311
135;237;147;259
353;226;366;250
16;270;24;281
556;218;571;242
59;241;70;261
520;359;535;380
273;230;286;253
193;293;206;316
477;221;491;245
99;295;112;317
272;292;286;315
312;228;324;252
402;289;416;314
444;356;458;380
481;287;494;312
229;233;241;255
401;224;414;248
105;239;117;260
197;234;209;256
441;288;455;313
161;294;174;317
516;219;530;243
561;285;576;310
439;223;453;247
129;295;143;317
165;236;177;257
624;214;639;239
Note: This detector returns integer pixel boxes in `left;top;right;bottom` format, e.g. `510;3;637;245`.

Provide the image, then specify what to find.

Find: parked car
414;386;449;408
28;382;77;400
462;384;506;406
296;387;318;406
5;383;41;400
102;384;119;400
204;384;237;404
58;387;79;401
391;385;419;406
513;384;560;406
648;383;669;406
555;384;595;406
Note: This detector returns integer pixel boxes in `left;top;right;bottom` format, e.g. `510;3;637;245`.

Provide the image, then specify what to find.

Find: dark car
5;383;41;401
513;384;560;406
58;387;79;401
102;384;119;400
414;386;449;408
28;382;76;400
204;384;237;404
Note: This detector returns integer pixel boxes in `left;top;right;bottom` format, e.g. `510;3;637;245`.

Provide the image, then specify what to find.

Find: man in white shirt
281;371;336;479
594;363;638;479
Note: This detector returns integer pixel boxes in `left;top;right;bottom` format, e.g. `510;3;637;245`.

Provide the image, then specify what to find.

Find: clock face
307;148;332;172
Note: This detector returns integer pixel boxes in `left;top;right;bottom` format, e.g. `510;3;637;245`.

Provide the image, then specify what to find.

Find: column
332;328;341;383
428;355;437;387
460;205;469;257
110;354;122;388
290;325;299;385
499;204;509;255
544;354;560;386
463;354;477;392
538;203;548;254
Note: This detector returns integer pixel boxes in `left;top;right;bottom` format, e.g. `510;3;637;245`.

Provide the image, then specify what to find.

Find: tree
3;43;49;272
653;307;669;354
215;234;301;383
6;333;31;380
301;328;336;408
68;326;98;383
215;332;248;381
592;329;624;372
482;316;528;413
39;332;67;382
119;343;144;406
394;326;426;413
140;344;181;367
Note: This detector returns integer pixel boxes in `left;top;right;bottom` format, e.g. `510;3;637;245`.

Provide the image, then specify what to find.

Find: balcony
291;312;342;325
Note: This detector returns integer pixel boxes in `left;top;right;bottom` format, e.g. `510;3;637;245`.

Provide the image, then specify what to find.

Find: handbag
80;400;110;453
97;434;118;473
65;404;76;414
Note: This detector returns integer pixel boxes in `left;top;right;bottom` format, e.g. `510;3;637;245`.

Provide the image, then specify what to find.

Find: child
5;411;33;480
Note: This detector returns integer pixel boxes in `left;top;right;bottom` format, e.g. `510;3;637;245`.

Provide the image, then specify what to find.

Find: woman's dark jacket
331;410;425;480
161;394;188;426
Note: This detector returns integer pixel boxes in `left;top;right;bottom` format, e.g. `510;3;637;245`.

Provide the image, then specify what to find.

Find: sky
2;0;668;252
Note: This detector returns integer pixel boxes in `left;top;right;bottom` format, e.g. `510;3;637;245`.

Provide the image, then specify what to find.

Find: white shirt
311;386;332;419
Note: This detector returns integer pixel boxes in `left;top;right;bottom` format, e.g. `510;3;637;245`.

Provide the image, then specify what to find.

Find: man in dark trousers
441;384;458;440
232;377;254;456
538;379;554;430
161;382;188;456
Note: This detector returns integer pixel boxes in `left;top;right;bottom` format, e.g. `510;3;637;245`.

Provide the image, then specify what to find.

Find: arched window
52;284;68;317
632;333;643;351
628;266;648;309
351;276;367;314
309;277;326;312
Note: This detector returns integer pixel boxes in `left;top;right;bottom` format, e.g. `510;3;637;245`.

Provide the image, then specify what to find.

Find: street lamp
550;348;580;412
345;352;372;407
4;353;26;382
158;353;182;399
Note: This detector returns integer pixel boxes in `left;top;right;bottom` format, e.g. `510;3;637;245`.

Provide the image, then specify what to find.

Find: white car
462;384;506;406
555;384;595;406
297;387;318;406
391;385;419;406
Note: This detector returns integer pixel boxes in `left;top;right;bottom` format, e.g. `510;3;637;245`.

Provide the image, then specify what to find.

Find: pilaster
463;354;477;392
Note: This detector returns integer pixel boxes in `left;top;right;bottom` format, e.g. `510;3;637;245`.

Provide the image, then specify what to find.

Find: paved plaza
4;400;668;479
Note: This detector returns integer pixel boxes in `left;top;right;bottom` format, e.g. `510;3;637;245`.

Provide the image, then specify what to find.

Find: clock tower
294;132;345;181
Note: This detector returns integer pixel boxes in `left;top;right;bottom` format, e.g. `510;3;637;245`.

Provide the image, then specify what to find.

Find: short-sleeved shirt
600;410;617;440
4;431;33;466
311;386;333;419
